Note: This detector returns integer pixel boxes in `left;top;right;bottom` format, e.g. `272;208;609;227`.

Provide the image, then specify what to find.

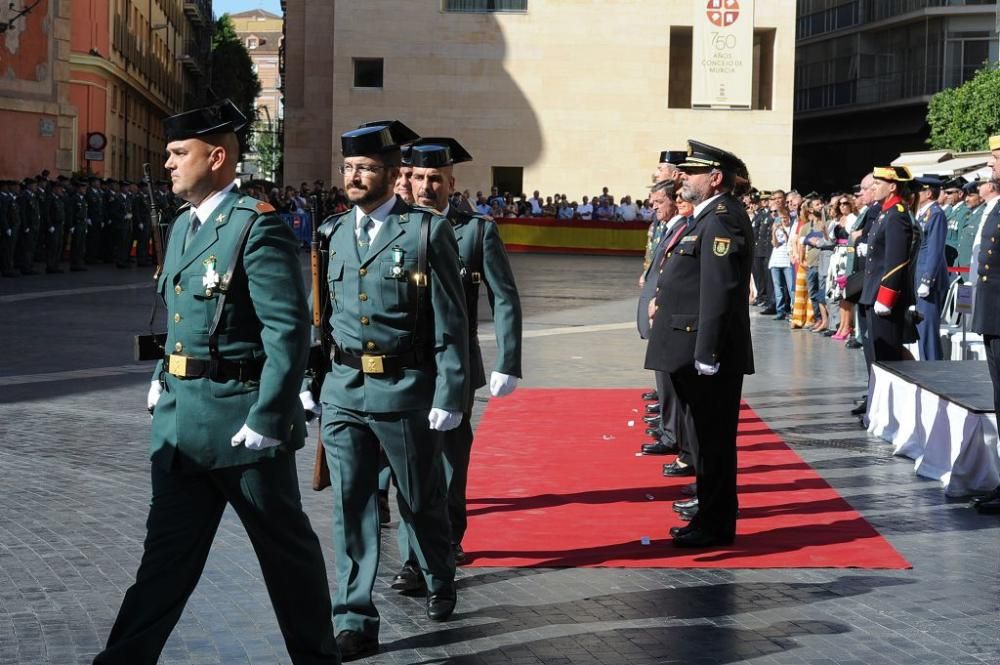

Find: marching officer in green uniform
314;122;469;661
44;180;67;273
390;137;522;593
68;179;89;272
92;100;339;665
16;177;41;275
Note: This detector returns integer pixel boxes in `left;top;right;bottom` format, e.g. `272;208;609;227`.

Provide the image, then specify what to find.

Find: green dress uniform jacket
151;191;309;471
958;203;985;268
319;197;470;412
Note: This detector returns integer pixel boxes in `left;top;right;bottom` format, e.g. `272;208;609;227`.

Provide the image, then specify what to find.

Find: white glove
695;360;720;376
86;218;92;226
917;283;930;298
857;243;868;257
299;390;321;421
48;226;54;233
146;380;162;413
428;408;462;432
874;302;891;316
489;371;518;397
137;224;144;231
230;424;282;450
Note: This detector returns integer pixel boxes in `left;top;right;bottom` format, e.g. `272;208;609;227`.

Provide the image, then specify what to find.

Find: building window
443;0;527;12
353;58;384;88
492;166;523;200
752;29;775;110
668;27;693;109
247;36;258;49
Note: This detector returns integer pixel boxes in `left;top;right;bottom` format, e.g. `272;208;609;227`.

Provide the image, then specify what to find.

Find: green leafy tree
210;14;261;154
927;63;1000;152
254;122;282;182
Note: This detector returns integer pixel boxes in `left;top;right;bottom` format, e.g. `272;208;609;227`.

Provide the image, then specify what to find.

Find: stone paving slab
0;255;998;664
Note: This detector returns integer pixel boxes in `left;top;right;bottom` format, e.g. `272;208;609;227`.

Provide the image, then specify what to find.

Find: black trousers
985;335;1000;418
93;454;338;665
862;304;905;374
656;370;698;468
752;256;773;306
670;364;743;538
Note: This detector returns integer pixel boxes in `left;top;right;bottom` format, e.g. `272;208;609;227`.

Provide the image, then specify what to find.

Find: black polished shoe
676;506;698;522
453;542;467;565
850;400;867;416
645;403;660;414
641;441;678;455
662;461;695;477
378;492;390;525
672;528;734;548
845;338;863;349
641;390;659;401
669;524;694;538
643;414;661;425
646;427;662;438
760;307;777;315
336;630;379;662
969;487;1000;506
673;497;698;512
391;561;425;594
975;497;1000;514
680;482;697;497
822;329;837;337
426;584;457;621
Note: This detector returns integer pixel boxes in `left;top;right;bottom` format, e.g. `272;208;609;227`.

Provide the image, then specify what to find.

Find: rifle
308;195;332;491
143;163;165;281
133;163;167;362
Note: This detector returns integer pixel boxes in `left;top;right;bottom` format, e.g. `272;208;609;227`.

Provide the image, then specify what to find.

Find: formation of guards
0;173;180;277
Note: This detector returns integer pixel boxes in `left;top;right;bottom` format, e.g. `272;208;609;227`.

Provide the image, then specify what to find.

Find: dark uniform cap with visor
676;140;744;174
659;150;688;165
914;174;946;190
343;120;420;157
163;99;248;142
401;137;472;168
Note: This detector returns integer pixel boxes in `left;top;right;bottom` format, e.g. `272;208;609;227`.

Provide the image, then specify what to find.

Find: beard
347;173;392;208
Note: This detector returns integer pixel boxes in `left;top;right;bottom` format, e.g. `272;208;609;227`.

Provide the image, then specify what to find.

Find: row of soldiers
0;175;182;276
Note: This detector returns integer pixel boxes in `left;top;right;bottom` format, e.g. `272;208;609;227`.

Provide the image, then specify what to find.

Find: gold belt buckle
470;271;482;285
412;272;428;287
168;354;189;377
361;354;385;374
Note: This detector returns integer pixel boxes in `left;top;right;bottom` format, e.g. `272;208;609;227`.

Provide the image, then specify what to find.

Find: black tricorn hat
942;177;965;192
402;137;472;168
677;139;744;174
343;120;420;157
164;99;248;142
659;150;688;165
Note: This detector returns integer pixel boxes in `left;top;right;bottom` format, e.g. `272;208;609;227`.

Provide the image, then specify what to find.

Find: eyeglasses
338;164;386;176
839;201;851;206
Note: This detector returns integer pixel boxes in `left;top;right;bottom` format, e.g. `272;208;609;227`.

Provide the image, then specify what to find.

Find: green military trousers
322;405;454;638
93;453;339;665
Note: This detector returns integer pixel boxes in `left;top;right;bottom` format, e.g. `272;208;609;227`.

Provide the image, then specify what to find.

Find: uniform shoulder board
410;204;440;215
896;204;905;213
716;202;728;213
256;201;276;214
318;209;350;239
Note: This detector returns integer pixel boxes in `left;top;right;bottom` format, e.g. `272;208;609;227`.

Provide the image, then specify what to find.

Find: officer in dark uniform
92;100;338;665
645;140;754;548
751;191;775;313
969;135;1000;515
857;166;915;374
0;180;18;277
134;180;153;266
34;177;51;264
911;175;949;360
68;179;89;272
390;137;523;589
314;122;469;660
86;176;106;263
17;177;41;275
106;180;130;268
44;180;67;273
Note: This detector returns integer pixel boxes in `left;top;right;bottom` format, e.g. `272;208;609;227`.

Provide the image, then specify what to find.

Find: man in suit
92;100;339;665
857;166;915;376
645;140;754;548
912;175;949;360
969;135;1000;515
315;122;469;661
386;137;522;592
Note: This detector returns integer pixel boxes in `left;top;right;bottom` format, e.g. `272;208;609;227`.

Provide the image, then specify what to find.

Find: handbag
843;270;864;304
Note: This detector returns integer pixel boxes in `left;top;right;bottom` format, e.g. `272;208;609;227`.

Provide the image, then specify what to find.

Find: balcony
183;0;211;27
180;39;209;76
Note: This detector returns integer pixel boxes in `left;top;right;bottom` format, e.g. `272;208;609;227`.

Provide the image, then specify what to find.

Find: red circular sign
707;0;740;27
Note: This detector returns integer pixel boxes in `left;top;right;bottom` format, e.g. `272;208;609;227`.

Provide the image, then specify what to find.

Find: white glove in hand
857;242;868;257
695;360;720;376
231;424;282;450
147;380;162;414
299;390;321;421
874;302;891;316
428;408;462;432
489;372;518;397
917;283;931;298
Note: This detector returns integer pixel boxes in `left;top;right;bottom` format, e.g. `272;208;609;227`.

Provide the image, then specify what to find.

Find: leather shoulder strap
208;213;259;360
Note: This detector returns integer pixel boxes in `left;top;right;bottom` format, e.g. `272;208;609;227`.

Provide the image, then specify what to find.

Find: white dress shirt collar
193;181;237;223
693;193;723;219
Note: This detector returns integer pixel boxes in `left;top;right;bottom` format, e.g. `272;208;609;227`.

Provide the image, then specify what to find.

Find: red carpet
462;388;910;569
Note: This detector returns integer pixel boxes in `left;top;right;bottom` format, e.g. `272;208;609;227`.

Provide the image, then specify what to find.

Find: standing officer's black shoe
970;487;1000;506
672;529;734;548
391;561;426;594
850;400;867;416
336;630;379;662
427;584;457;621
680;482;697;497
641;441;678;455
642;390;659;401
669;524;694;538
646;427;662;438
643;415;661;426
453;543;467;565
662;461;696;477
676;506;699;522
673;497;698;512
645;403;660;414
845;338;863;349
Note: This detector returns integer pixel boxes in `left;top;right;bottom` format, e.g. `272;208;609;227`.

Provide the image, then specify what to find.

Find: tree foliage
253;122;282;182
210;14;261;154
927;63;1000;152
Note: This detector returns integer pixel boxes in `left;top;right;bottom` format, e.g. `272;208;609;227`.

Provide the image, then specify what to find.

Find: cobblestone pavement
1;254;998;665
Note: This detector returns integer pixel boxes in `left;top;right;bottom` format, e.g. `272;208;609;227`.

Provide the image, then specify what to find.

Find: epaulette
716;202;728;213
411;204;442;216
896;204;905;213
317;209;350;239
232;196;277;215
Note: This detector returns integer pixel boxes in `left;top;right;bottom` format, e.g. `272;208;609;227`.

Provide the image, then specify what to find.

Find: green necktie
184;210;201;251
358;215;374;257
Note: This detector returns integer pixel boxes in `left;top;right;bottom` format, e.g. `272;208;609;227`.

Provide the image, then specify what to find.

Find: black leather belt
164;354;263;381
332;345;422;374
